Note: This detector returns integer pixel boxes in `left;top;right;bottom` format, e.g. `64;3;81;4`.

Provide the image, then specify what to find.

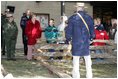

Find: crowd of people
1;2;117;78
1;9;68;61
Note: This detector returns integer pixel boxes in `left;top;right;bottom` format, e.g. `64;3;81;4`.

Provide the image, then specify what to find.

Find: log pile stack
33;40;117;78
34;40;117;64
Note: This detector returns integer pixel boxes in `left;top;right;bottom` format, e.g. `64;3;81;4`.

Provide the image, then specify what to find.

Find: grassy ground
49;61;117;78
1;59;58;78
1;49;117;78
1;49;59;78
1;58;117;78
92;64;117;78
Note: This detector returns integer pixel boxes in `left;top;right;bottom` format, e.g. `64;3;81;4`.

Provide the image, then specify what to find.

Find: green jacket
1;15;8;26
1;15;8;37
45;25;58;43
3;21;18;40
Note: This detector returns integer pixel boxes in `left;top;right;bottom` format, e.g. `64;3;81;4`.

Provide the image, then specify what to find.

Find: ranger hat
6;13;13;18
5;9;10;12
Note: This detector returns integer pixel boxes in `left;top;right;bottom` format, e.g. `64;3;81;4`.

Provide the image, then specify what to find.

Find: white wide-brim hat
74;2;88;8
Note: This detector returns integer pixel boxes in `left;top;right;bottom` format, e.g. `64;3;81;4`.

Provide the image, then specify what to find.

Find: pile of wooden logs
35;39;117;64
34;39;116;78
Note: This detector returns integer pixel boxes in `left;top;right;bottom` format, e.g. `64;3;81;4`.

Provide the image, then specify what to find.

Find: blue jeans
95;50;104;61
95;49;104;54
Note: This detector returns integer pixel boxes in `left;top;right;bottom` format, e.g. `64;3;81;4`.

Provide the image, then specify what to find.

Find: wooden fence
33;39;117;78
34;39;117;64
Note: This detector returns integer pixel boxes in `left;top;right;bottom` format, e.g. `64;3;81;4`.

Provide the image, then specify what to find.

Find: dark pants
22;28;28;55
95;49;104;61
1;38;6;54
1;28;6;55
5;39;17;59
47;41;62;60
95;49;104;54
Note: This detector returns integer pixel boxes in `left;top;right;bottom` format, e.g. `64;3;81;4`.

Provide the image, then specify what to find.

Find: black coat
20;14;31;29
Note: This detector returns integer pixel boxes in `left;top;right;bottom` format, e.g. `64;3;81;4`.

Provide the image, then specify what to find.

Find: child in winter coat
45;19;58;44
93;24;109;61
44;19;58;60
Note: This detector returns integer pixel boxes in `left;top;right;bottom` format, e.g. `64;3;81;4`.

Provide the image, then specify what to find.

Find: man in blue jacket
65;3;95;78
20;9;31;55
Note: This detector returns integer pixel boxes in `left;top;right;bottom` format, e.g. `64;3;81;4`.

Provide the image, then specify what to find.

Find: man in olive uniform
1;9;9;55
3;14;18;60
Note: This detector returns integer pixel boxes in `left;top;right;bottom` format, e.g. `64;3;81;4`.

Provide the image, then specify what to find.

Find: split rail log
1;65;8;77
35;40;117;64
37;39;116;49
37;39;116;46
35;51;116;59
34;40;117;76
36;57;72;78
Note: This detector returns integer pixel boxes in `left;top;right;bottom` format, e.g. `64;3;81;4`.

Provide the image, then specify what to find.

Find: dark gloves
64;40;69;44
90;38;93;45
90;38;93;41
53;29;58;32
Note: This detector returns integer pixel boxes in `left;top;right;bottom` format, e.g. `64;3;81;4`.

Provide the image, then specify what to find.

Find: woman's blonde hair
30;12;36;18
